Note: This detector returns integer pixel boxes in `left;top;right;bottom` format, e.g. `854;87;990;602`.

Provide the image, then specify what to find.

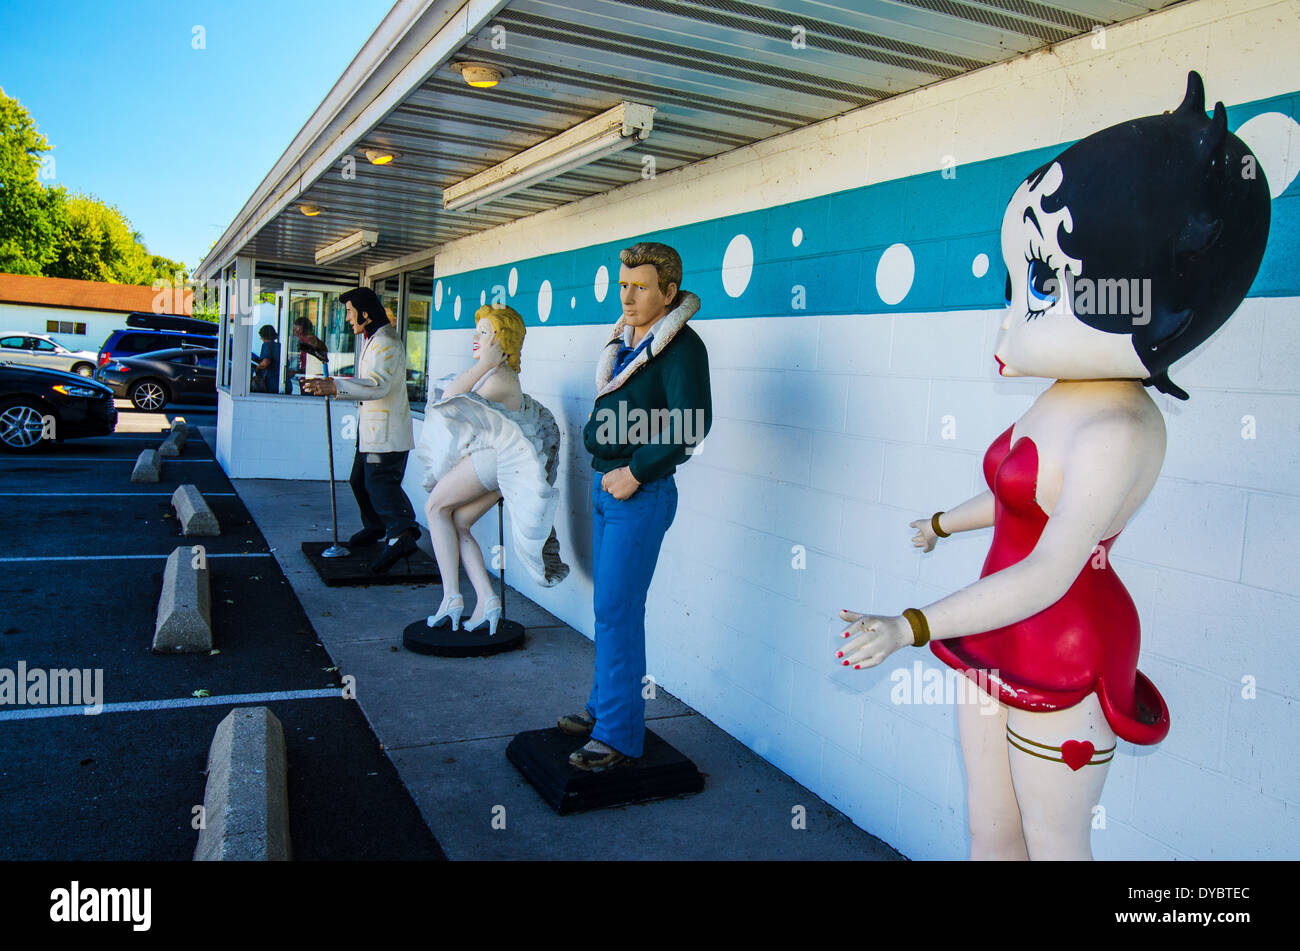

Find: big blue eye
1026;252;1058;311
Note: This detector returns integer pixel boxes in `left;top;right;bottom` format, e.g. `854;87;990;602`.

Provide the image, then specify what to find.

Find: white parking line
0;492;237;497
0;687;344;721
0;552;271;563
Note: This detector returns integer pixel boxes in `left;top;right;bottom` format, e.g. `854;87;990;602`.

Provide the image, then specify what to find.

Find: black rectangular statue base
300;541;440;586
506;727;704;815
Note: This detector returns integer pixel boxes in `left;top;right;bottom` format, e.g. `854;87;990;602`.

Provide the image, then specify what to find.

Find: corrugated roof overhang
197;0;1183;282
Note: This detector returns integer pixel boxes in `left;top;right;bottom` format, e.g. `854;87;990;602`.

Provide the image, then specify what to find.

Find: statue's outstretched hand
909;517;938;552
836;609;912;669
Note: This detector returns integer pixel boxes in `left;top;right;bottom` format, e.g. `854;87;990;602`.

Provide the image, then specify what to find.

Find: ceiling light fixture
442;101;656;212
363;148;398;166
299;203;323;217
315;229;379;266
451;61;509;88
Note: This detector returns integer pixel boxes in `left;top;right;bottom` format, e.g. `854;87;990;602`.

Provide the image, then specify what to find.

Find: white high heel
427;593;465;631
464;596;502;637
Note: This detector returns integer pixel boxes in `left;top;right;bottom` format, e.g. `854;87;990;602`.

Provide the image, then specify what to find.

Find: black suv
98;313;218;368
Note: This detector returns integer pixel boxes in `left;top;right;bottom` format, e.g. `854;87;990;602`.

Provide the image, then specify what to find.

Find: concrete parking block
131;449;161;483
171;484;220;536
152;545;212;653
159;432;185;457
194;706;292;861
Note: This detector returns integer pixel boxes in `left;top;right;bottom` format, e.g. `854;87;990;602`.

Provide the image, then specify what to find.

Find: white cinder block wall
0;303;125;351
417;0;1300;859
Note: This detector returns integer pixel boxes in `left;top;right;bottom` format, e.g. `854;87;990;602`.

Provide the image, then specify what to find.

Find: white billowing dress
415;369;569;587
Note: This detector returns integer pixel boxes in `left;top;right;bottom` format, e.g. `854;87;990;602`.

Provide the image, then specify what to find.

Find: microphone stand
320;353;348;558
497;499;507;620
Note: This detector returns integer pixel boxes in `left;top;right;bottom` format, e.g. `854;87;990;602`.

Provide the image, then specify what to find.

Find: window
0;336;23;349
120;333;163;353
33;338;57;352
45;320;86;335
284;287;350;395
220;264;234;388
403;267;433;412
375;276;400;331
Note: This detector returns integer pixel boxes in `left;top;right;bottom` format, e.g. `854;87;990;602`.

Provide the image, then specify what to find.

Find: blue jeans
586;474;678;757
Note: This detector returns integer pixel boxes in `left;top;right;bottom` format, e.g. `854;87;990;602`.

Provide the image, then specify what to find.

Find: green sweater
583;320;712;484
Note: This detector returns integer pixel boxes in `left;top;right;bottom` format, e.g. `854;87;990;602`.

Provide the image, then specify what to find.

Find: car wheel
129;379;169;411
0;398;52;453
72;363;95;377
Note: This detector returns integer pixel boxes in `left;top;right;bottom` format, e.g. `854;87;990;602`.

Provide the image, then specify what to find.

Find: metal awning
198;0;1182;281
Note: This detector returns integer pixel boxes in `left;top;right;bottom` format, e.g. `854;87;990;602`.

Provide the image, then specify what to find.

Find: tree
2;86;186;285
0;85;68;275
46;193;185;284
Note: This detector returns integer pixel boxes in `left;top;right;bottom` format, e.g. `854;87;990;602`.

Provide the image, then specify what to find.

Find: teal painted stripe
433;91;1300;330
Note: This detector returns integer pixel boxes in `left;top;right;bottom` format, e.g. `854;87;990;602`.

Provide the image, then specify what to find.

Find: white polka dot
972;253;989;278
434;281;443;311
594;265;609;303
1235;112;1300;199
480;290;486;306
876;243;914;306
508;267;519;296
570;296;576;309
721;233;753;298
453;296;462;321
538;280;552;322
791;227;803;248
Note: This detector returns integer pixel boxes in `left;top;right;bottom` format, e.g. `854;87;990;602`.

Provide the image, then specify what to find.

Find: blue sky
0;0;395;271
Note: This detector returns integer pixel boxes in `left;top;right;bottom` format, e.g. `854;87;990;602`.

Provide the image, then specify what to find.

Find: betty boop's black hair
1023;72;1271;399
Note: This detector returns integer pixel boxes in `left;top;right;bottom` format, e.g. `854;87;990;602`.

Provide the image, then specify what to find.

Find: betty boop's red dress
929;426;1169;744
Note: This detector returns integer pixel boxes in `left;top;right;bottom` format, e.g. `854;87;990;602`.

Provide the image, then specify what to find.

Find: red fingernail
854;664;861;669
836;651;843;658
842;660;849;666
841;631;849;638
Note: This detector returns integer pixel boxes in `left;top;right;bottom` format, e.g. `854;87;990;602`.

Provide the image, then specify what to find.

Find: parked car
97;327;216;368
0;363;117;452
0;331;101;377
95;347;217;410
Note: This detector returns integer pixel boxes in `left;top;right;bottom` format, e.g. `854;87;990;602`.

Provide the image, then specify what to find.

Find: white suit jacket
331;324;415;453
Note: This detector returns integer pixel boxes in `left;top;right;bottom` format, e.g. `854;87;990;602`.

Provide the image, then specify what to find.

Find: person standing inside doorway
252;325;281;394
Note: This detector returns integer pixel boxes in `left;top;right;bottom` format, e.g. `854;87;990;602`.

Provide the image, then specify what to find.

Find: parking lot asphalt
0;404;444;860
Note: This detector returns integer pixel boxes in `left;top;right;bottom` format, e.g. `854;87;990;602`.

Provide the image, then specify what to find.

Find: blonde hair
476;304;525;373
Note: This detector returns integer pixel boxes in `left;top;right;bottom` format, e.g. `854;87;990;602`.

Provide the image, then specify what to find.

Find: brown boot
556;711;595;737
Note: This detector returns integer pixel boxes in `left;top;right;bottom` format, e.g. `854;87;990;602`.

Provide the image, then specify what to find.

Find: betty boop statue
837;72;1271;859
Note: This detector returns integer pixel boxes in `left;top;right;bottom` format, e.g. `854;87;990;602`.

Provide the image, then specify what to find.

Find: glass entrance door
282;285;354;395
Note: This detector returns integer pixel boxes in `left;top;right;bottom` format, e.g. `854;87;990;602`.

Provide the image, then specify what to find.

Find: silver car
0;332;100;377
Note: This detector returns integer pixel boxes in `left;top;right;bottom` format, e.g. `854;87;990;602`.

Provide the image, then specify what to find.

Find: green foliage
1;86;185;285
0;85;67;275
46;193;185;284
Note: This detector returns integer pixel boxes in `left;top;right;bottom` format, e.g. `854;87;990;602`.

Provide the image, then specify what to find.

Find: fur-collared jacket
583;291;712;484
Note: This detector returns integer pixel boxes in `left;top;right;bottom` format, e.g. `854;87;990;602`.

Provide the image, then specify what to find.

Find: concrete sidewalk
234;477;902;860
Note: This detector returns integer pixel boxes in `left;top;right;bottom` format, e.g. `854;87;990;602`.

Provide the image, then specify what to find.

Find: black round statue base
402;616;526;657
